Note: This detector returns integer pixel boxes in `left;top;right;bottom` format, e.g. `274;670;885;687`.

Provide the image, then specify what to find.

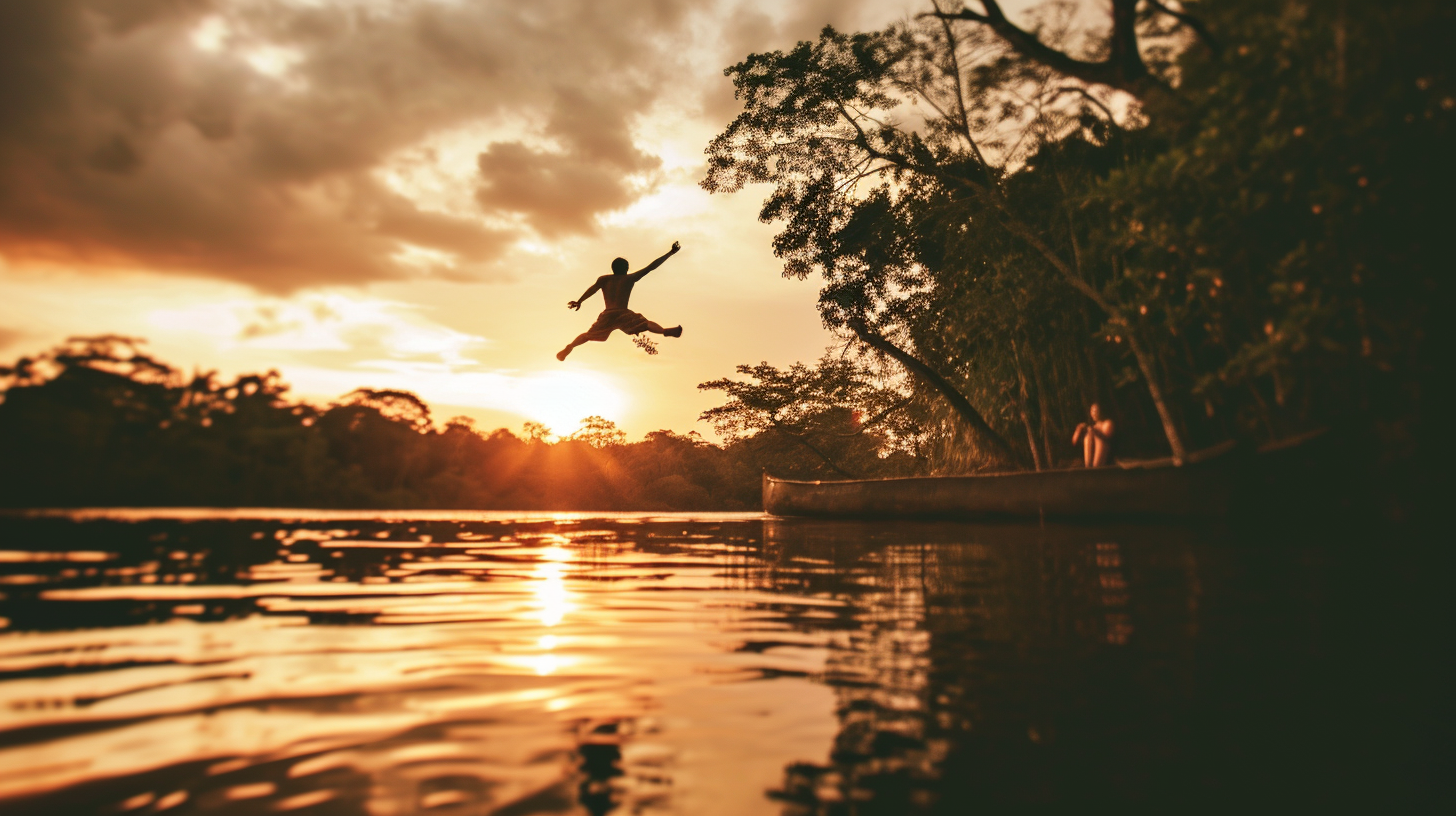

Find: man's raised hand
670;241;680;254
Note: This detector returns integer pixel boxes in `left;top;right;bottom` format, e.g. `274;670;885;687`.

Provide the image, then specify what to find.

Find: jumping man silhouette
557;241;683;361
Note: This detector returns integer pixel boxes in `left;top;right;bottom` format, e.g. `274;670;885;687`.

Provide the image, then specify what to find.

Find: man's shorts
583;308;652;341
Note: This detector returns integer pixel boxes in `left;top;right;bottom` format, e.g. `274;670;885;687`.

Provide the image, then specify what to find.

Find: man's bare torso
597;273;643;311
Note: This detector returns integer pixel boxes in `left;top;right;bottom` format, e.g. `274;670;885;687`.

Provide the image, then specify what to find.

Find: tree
700;357;918;478
337;388;433;431
704;0;1446;468
704;25;1029;466
570;416;628;449
702;12;1202;463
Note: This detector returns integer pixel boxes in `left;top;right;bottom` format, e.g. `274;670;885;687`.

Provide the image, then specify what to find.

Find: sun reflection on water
526;543;574;676
530;653;564;677
533;544;573;629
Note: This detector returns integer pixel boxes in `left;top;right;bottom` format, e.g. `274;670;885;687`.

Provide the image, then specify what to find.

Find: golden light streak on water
533;543;574;629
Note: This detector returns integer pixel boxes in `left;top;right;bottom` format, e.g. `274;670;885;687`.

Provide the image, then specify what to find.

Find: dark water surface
0;511;1437;814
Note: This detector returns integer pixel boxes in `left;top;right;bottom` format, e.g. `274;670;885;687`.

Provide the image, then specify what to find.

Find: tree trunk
1015;394;1043;471
1122;330;1188;463
1031;355;1057;468
847;317;1019;468
1010;339;1045;470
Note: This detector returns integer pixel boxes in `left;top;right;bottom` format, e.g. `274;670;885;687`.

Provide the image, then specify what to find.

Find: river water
0;511;1437;814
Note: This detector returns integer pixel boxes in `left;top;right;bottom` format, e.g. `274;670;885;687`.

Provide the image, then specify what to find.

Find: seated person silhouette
558;241;683;361
1072;403;1115;467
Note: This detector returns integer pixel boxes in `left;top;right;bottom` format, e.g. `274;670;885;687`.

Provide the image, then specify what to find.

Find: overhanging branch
923;0;1168;101
846;316;1018;466
767;416;859;478
1146;0;1221;54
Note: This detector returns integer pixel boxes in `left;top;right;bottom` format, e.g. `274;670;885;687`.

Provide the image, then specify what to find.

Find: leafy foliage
699;356;919;478
699;0;1447;470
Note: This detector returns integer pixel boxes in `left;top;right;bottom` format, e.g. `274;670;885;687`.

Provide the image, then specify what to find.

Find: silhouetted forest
0;336;910;510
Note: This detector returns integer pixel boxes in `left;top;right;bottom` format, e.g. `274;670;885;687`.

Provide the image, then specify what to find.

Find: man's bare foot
556;348;570;361
664;326;682;338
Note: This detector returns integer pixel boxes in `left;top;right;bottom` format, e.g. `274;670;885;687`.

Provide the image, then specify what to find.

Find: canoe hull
763;433;1339;521
766;464;1230;521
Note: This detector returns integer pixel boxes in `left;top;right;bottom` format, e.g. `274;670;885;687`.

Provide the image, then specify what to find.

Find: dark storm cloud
0;0;695;290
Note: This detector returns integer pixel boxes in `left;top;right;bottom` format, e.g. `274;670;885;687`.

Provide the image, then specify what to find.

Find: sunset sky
0;0;962;439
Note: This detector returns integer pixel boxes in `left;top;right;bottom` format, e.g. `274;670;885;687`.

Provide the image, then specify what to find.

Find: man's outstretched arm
568;280;602;311
632;241;680;279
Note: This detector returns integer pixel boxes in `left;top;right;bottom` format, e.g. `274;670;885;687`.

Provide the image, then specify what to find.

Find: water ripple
0;514;842;814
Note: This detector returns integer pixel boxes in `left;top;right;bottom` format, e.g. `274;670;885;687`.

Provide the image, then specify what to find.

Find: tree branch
846;316;1018;467
1145;0;1220;54
928;0;979;156
767;416;859;478
924;0;1164;100
825;396;913;437
1046;85;1123;130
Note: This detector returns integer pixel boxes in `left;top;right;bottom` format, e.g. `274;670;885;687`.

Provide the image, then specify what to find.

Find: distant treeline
0;337;913;510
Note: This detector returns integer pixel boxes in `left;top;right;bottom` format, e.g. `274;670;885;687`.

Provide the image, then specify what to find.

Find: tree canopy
699;0;1447;472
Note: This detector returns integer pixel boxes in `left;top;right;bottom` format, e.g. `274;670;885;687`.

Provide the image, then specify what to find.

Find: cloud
475;88;663;237
0;0;696;290
148;292;488;362
698;0;889;128
0;327;26;354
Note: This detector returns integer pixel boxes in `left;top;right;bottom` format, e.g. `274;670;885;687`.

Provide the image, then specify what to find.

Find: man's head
1089;403;1102;421
611;257;629;275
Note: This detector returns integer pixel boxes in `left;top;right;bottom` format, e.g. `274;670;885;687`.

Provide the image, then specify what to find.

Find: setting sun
515;371;628;438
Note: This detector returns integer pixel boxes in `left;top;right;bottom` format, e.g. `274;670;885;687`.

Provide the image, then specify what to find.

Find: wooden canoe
763;431;1342;521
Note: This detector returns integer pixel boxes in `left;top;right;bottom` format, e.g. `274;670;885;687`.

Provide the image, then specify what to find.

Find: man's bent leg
640;321;682;338
557;332;599;361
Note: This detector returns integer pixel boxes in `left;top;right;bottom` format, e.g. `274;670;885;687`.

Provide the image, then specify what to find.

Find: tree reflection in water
759;520;1430;813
